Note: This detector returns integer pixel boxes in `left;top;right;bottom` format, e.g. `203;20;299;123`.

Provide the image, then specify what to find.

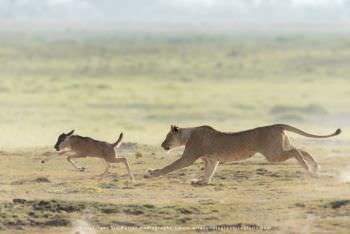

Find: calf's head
54;130;74;151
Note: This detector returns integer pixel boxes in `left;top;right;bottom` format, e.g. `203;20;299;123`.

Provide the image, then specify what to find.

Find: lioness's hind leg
264;148;313;173
281;149;313;173
299;149;320;173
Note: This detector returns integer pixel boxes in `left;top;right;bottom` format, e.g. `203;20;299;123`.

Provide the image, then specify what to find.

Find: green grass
0;35;349;148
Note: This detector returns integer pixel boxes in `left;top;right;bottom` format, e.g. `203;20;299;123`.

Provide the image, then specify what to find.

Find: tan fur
148;124;341;184
56;131;134;181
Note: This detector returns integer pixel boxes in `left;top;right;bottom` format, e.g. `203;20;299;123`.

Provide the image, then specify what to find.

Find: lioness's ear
172;125;179;132
67;130;75;136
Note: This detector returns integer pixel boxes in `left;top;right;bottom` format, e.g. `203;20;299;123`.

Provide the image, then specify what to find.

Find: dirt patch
0;199;220;231
33;177;51;183
255;168;276;176
135;152;143;158
302;199;350;219
31;200;85;213
220;168;303;182
0;200;72;230
11;176;51;185
325;200;350;209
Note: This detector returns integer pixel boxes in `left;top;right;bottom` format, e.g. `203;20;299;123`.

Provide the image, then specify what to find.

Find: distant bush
274;113;304;122
270;103;328;122
270;104;328;115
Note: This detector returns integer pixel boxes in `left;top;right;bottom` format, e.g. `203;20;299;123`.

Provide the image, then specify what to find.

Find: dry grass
0;141;349;234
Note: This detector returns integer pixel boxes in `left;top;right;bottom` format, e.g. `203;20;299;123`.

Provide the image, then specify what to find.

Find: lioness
147;124;341;184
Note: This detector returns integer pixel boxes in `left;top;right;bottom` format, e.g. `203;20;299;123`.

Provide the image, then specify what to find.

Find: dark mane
73;135;100;142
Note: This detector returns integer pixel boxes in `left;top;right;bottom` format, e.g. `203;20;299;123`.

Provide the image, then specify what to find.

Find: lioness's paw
145;168;162;178
79;167;86;172
191;179;209;186
191;179;200;184
308;170;319;178
144;169;155;178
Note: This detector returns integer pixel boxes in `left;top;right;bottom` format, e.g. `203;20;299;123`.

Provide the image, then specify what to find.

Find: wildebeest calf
54;130;134;181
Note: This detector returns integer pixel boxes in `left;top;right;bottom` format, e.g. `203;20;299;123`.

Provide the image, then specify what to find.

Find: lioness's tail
112;132;123;148
275;124;341;138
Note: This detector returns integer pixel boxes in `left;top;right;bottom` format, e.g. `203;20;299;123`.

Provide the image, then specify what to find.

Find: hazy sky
46;0;347;6
1;0;350;34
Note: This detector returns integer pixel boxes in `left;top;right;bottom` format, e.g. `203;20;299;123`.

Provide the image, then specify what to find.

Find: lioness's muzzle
161;142;170;150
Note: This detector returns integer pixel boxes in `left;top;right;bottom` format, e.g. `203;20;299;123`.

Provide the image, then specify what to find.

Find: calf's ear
67;130;75;136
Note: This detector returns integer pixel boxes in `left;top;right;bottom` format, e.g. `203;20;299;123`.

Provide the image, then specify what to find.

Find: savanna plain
0;34;349;233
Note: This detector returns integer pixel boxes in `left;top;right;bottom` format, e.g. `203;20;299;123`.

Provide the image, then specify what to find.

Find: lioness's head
54;130;74;151
161;125;185;150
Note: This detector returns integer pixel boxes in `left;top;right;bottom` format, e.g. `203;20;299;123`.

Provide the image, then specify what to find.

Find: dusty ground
0;139;349;234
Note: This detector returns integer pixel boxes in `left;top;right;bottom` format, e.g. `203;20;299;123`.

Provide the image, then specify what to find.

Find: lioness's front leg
147;153;198;177
192;159;219;185
57;149;71;156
